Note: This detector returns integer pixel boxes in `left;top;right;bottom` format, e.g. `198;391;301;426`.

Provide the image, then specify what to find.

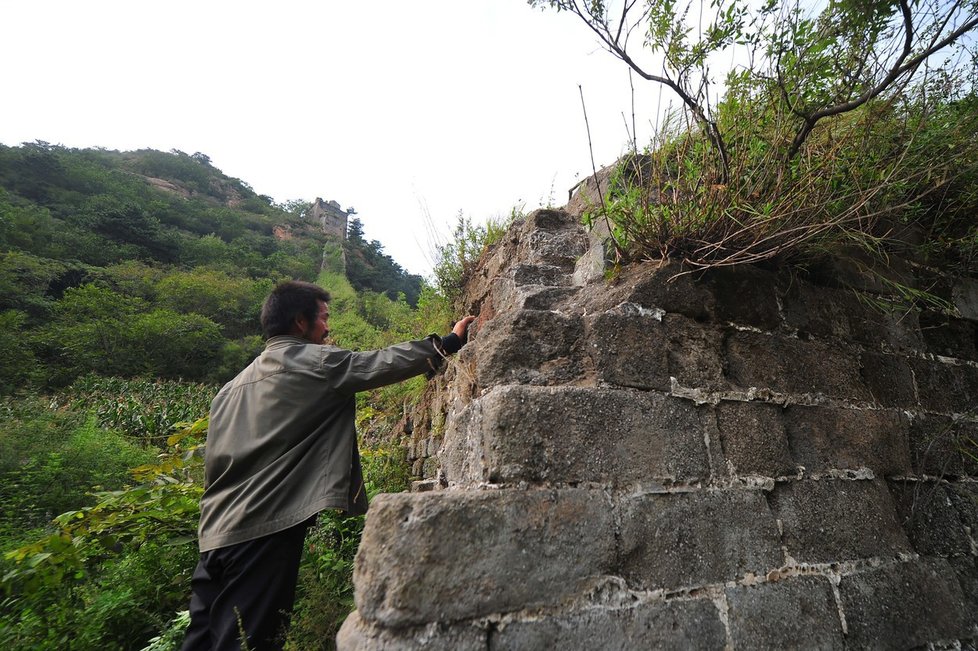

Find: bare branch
787;1;978;159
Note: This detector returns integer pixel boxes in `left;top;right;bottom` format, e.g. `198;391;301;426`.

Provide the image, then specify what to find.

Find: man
181;280;474;650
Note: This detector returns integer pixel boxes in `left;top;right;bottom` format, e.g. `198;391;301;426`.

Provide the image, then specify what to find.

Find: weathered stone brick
888;480;972;557
475;309;584;387
776;268;923;352
337;611;486;651
910;357;978;414
440;385;711;487
523;207;574;233
848;302;925;353
948;555;978;616
726;576;844;650
488;599;725;650
948;482;978;536
706;265;781;331
521;228;587;271
587;311;670;391
920;310;978;361
768;480;911;563
783;405;911;476
588;311;726;392
953;277;978;321
860;352;917;408
621;263;715;322
909;413;978;477
714;401;795;477
513;263;568;286
838;559;971;648
618;490;783;590
520;286;579;311
353;489;616;627
779;279;853;341
725;331;870;399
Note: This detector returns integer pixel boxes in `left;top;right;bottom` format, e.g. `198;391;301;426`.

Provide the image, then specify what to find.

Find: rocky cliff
338;203;978;649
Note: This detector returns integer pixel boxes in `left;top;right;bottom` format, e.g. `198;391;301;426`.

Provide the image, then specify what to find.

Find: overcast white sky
1;1;669;276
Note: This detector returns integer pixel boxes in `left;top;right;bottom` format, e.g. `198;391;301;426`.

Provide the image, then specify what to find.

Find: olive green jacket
197;335;447;552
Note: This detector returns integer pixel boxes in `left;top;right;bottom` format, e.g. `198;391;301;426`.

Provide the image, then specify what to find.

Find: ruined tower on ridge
307;198;351;239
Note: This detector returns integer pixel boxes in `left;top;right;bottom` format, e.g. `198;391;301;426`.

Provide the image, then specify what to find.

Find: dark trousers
180;518;313;651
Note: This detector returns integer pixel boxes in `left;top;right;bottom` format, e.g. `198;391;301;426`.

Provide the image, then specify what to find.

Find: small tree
530;0;978;181
529;0;978;269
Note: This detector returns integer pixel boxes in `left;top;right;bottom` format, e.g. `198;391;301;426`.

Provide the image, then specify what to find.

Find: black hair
260;280;331;339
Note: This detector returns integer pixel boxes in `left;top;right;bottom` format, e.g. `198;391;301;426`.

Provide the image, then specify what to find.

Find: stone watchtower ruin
306;198;350;239
338;181;978;648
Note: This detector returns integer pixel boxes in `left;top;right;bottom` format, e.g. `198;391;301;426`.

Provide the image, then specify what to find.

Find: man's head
260;281;332;343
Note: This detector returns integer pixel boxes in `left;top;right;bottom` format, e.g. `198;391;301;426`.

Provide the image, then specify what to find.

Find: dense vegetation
0;143;459;649
534;0;978;276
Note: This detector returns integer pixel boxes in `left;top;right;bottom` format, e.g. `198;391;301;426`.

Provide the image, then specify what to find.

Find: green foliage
0;251;70;321
534;0;978;272
0;310;38;392
0;143;333;393
321;240;345;275
432;211;515;304
35;283;226;385
58;375;216;441
139;611;191;651
155;268;270;338
0;404;156;538
0;419;205;651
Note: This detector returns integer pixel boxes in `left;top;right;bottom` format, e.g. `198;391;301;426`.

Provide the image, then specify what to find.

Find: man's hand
452;316;476;340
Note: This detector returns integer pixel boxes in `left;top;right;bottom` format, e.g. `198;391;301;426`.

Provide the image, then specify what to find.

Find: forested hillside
0;141;425;391
0;142;454;650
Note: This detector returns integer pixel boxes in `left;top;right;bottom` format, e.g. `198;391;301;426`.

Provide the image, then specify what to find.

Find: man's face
300;300;330;344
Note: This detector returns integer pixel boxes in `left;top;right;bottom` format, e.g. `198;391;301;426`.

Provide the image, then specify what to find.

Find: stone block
521;228;587;272
948;483;978;538
919;311;978;361
838;558;971;648
523;207;575;233
949;555;978;616
619;262;715;322
353;489;616;627
475;309;584;387
337;611;486;651
768;480;911;563
726;576;844;650
488;599;725;651
847;302;925;354
953;277;978;321
618;490;783;590
513;263;568;287
909;413;978;477
859;352;917;409
706;265;781;331
725;332;870;400
783;405;911;476
520;286;579;311
440;385;711;487
715;401;795;477
779;279;853;341
888;480;972;557
910;357;978;414
588;311;726;392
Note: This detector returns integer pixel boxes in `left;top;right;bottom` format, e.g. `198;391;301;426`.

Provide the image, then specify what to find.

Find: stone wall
339;208;978;649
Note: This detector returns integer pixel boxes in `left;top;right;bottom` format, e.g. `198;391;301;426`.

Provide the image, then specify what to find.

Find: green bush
0;399;156;539
1;420;205;651
60;375;216;442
